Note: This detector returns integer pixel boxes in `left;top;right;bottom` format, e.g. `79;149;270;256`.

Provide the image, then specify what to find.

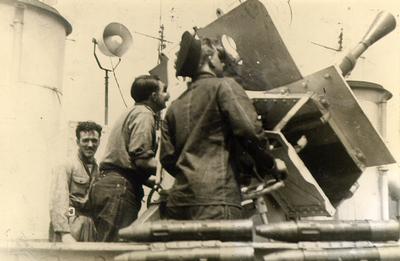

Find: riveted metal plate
284;66;395;167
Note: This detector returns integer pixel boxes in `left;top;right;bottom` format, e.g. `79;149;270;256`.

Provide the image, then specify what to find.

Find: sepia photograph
0;0;400;260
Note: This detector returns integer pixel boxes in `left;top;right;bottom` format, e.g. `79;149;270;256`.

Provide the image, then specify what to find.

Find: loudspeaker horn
96;22;133;57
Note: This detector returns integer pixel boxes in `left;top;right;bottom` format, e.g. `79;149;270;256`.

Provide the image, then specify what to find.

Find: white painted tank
336;81;395;220
0;0;71;239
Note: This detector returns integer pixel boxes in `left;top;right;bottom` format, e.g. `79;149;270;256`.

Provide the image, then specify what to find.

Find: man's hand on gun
143;177;160;190
259;158;288;181
273;158;287;181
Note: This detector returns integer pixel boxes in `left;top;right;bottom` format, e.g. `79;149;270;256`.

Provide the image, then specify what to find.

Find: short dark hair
130;75;160;102
75;121;102;139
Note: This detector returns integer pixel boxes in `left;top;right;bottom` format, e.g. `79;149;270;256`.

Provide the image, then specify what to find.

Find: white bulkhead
0;0;71;239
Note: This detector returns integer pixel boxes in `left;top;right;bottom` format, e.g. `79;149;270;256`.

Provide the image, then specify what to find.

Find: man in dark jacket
160;32;278;220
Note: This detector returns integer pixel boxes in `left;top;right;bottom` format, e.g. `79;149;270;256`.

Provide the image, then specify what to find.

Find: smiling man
49;121;102;242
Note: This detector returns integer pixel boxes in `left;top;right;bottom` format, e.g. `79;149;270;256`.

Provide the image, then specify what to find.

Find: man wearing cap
160;32;279;220
49;121;102;242
90;75;169;242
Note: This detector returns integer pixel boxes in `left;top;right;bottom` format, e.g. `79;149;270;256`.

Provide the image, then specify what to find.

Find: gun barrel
263;246;400;261
115;247;254;261
256;220;400;242
339;11;396;76
119;219;253;242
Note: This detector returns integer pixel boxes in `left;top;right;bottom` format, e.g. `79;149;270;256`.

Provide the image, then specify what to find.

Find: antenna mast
157;0;166;63
158;24;166;63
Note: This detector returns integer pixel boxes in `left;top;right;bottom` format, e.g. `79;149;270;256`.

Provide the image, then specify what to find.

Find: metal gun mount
199;0;396;218
248;66;395;216
111;0;396;225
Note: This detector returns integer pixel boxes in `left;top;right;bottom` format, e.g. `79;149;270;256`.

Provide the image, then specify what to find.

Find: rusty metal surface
197;0;302;91
265;131;335;217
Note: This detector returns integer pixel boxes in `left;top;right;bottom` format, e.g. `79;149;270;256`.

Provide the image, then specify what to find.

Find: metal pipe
115;247;254;261
11;3;25;84
256;220;400;242
379;166;390;220
397;202;400;220
104;70;109;125
264;246;400;261
119;219;254;242
378;96;389;220
92;40;111;125
380;96;400;219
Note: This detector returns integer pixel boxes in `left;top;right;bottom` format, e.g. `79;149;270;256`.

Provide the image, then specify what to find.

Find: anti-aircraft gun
196;0;397;220
142;0;398;223
114;1;400;260
3;1;399;260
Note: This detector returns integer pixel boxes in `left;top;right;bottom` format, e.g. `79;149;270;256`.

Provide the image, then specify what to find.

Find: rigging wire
109;57;128;108
157;0;165;187
132;30;173;44
287;0;293;25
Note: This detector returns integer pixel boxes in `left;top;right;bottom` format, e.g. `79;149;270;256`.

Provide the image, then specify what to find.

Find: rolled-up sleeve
127;111;156;161
49;164;71;233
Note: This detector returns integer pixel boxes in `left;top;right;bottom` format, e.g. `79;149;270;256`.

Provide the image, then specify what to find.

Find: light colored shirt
49;155;98;233
100;104;157;181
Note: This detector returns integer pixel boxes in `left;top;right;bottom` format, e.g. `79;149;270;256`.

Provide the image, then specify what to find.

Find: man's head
130;75;169;112
175;31;225;79
75;121;102;161
198;38;224;77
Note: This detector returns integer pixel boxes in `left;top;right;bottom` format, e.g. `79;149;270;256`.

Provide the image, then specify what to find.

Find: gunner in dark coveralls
160;32;278;220
49;121;102;242
90;75;169;242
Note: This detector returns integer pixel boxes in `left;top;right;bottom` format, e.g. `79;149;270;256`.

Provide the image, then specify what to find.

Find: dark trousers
163;205;243;220
90;171;143;242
